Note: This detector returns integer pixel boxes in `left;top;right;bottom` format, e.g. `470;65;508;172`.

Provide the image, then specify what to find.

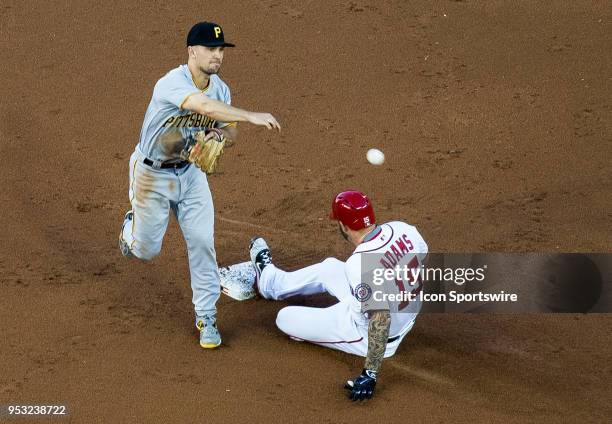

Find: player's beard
338;223;349;241
203;63;221;75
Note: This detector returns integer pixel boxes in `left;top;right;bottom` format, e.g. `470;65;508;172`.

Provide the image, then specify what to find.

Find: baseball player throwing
249;190;428;400
119;21;280;349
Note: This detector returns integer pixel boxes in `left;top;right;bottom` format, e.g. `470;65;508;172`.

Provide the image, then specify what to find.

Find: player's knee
320;257;345;276
134;253;156;262
133;244;162;261
322;257;343;266
275;307;297;335
189;232;215;253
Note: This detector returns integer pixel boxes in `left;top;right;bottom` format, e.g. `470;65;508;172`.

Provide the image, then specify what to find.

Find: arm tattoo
364;310;391;372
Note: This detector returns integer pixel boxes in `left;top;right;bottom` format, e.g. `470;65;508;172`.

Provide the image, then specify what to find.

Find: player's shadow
282;293;338;308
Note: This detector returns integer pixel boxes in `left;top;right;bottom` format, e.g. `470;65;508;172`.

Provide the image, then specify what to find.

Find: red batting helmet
329;190;376;231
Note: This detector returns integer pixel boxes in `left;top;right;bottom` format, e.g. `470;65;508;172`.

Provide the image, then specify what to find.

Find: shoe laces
258;250;272;266
198;315;216;330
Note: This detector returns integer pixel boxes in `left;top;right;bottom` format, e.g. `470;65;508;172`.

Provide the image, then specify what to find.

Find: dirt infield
1;1;611;422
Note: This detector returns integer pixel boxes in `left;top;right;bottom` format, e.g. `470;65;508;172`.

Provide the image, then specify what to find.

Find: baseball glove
182;128;226;174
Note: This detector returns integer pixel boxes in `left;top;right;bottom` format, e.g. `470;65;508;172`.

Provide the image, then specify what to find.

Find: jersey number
394;257;423;311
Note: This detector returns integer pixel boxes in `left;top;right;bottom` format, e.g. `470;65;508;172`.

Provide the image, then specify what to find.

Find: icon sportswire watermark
358;253;610;313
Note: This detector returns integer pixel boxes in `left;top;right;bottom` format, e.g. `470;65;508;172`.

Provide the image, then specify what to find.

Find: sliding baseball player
248;190;428;400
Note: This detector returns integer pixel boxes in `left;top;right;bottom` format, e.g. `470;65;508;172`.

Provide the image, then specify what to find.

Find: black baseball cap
187;22;235;48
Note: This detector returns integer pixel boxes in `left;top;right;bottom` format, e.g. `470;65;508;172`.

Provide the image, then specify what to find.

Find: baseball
366;148;385;165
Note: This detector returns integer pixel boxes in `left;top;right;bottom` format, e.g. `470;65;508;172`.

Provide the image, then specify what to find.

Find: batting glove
345;369;377;401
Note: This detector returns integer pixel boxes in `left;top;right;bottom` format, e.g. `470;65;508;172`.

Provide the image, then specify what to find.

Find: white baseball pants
258;258;413;358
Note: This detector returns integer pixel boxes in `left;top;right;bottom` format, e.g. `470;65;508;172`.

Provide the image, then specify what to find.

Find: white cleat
219;262;257;301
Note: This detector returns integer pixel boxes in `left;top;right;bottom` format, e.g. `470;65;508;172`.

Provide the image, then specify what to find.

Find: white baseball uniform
121;64;232;318
258;221;428;358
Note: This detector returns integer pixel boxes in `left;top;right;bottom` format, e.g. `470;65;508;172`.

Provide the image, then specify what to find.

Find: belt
143;158;189;169
387;335;400;343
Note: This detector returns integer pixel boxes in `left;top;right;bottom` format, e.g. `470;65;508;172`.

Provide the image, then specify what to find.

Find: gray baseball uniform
121;64;232;318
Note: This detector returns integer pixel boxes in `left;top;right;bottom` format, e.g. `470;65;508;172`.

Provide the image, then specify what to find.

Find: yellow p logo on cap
214;27;221;38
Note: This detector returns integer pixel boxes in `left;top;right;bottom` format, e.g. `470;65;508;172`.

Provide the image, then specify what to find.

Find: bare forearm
182;93;249;122
183;93;280;130
201;98;252;123
364;310;391;372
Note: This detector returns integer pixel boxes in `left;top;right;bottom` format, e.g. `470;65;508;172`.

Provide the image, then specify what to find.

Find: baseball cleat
119;210;134;258
219;262;257;301
196;315;221;349
249;237;273;282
